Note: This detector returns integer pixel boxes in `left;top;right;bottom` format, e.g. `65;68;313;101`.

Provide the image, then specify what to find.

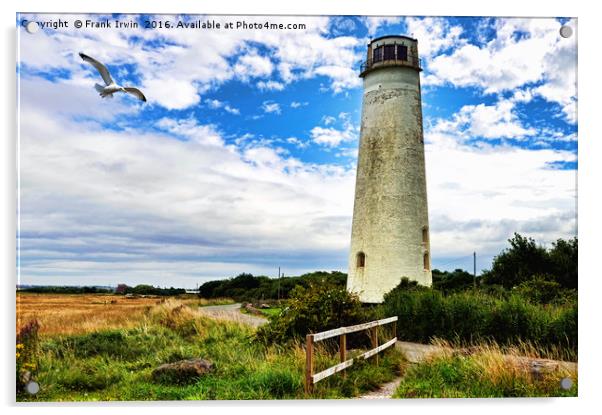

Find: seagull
79;52;147;102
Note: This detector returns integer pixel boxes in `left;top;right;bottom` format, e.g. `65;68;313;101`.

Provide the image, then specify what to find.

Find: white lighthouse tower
347;35;432;303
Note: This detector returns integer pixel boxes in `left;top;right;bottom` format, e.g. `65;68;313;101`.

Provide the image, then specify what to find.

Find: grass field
16;294;402;401
16;293;233;337
16;293;577;401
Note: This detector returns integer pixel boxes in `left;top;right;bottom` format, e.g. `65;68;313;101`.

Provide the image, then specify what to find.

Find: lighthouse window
423;252;430;271
396;44;408;61
356;252;366;268
384;44;395;60
373;46;383;63
422;227;429;244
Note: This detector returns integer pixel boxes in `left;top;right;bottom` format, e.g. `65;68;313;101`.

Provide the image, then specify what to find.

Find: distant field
16;293;233;336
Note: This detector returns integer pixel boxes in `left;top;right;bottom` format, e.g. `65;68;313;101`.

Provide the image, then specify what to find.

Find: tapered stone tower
347;35;432;303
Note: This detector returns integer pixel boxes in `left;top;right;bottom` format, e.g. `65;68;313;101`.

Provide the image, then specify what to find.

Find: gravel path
198;303;267;327
358;377;402;399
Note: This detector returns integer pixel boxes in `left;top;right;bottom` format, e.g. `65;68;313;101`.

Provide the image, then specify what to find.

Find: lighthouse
347;35;432;303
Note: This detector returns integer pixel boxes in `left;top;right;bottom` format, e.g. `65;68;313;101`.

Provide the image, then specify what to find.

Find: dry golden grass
16;293;224;337
430;338;577;380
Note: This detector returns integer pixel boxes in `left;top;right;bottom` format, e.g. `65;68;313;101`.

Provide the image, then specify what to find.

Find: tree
548;237;578;289
482;233;550;288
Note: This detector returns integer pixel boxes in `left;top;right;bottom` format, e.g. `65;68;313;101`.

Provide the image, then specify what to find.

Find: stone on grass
152;358;214;385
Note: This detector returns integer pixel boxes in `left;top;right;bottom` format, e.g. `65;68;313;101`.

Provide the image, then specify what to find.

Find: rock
243;303;264;316
152;358;214;385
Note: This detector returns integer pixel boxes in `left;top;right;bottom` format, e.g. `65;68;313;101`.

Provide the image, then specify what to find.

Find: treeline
19;284;187;296
432;233;577;304
198;271;347;301
117;284;187;296
19;286;113;294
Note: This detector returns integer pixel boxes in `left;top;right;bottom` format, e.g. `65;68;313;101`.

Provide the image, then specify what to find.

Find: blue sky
17;14;577;287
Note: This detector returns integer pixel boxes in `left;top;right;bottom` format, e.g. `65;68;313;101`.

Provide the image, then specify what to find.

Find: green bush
382;282;577;357
256;283;375;344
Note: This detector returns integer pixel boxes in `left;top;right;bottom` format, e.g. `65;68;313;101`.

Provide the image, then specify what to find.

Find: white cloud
290;101;308;108
18;77;357;285
233;50;274;81
426;18;577;122
257;80;285;91
322;115;336;125
363;16;401;36
206;99;240;115
432;99;537;140
311;112;358;147
261;101;281;114
18;14;365;110
425;128;576;257
310;126;355;147
286;137;309;149
404;17;465;58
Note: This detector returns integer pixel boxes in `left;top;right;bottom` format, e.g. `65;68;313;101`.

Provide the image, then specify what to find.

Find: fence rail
304;316;398;394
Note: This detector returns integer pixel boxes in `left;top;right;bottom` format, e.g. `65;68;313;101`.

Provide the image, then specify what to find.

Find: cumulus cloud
257;80;285;91
206;99;240;115
18;77;356;286
290;101;308;108
18;14;365;110
310;112;358;147
404;17;465;58
363;16;401;36
426;18;577;122
310;126;355;147
424;120;576;258
261;100;281;114
233;50;274;81
431;99;536;140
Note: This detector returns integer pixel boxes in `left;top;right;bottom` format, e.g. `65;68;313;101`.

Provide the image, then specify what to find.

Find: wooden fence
304;316;398;394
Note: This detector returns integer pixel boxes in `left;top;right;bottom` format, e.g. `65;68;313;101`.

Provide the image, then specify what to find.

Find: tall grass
394;341;577;398
382;288;577;360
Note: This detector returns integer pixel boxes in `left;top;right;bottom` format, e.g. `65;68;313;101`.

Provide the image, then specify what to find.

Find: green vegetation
17;233;577;400
382;283;577;360
393;344;577;398
482;233;577;289
259;307;282;318
198;271;346;302
118;284;187;296
16;319;40;394
19;300;401;401
19;286;113;294
256;283;376;344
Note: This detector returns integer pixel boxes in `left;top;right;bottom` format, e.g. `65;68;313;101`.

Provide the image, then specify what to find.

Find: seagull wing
123;87;147;102
79;52;113;86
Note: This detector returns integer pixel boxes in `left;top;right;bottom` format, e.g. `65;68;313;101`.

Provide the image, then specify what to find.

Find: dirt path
358;377;402;399
198;303;267;327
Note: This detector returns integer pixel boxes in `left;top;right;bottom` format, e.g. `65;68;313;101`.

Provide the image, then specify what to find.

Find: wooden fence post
340;333;347;378
305;334;314;395
371;326;379;365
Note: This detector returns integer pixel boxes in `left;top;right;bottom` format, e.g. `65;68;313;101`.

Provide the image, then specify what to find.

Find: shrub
256;283;375;344
382;282;577;357
16;319;40;393
514;275;575;305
